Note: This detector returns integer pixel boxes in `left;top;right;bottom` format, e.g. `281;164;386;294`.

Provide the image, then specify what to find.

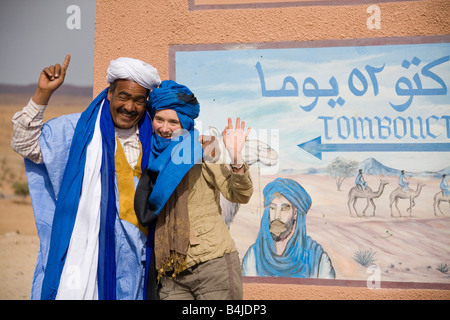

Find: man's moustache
269;219;287;237
119;108;138;117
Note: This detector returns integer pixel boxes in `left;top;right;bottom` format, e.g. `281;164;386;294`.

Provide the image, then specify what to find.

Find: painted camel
433;191;450;216
347;180;389;217
389;182;425;217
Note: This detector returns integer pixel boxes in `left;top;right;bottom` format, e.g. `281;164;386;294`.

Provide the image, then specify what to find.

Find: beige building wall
94;0;450;299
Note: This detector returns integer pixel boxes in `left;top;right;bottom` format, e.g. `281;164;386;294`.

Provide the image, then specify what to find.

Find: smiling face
152;109;183;139
107;80;149;129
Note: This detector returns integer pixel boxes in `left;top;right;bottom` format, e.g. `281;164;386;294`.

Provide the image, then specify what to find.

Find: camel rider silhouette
398;170;409;192
441;174;450;196
355;169;366;193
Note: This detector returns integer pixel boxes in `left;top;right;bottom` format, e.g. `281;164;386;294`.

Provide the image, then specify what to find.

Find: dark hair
109;80;118;93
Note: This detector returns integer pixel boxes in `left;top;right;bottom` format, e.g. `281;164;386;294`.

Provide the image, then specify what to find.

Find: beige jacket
185;162;253;268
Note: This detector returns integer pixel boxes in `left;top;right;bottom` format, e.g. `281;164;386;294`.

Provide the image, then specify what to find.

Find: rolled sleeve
11;98;46;163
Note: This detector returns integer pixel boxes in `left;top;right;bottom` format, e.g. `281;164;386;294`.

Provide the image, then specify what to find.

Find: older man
241;178;335;279
11;55;161;300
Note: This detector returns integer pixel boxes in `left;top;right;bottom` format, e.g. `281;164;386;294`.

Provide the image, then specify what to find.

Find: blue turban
242;178;327;278
148;80;199;131
263;177;312;214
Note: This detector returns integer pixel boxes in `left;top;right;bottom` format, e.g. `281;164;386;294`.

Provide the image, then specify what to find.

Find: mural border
169;35;450;80
188;0;421;11
244;276;450;290
170;35;450;290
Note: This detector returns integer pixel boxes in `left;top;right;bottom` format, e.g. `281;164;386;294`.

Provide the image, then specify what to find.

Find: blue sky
175;42;450;173
0;0;96;86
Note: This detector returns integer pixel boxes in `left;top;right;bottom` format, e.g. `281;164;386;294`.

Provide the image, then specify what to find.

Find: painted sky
0;0;96;87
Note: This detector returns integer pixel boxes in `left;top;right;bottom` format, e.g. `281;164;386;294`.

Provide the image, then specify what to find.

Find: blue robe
398;173;409;192
441;178;450;196
355;173;366;191
25;91;151;300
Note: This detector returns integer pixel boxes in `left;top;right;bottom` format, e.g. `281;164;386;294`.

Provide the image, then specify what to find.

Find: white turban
106;57;161;90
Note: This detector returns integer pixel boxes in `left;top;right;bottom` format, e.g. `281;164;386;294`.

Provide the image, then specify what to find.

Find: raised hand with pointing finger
33;54;71;105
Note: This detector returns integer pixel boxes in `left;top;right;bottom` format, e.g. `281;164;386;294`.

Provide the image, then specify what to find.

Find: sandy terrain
0;198;38;300
0;98;88;300
1;96;449;300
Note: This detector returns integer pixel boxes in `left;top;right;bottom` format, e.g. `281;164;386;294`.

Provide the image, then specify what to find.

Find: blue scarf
135;80;202;298
146;130;203;216
250;178;326;278
40;88;151;300
138;80;203;222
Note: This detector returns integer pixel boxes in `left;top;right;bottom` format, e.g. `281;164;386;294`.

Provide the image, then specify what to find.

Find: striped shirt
11;98;141;168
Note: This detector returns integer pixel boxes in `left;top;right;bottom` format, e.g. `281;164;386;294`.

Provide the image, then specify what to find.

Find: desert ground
0;95;89;300
1;94;449;300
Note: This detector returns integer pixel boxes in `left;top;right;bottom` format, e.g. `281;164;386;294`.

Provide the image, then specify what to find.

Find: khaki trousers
159;251;243;300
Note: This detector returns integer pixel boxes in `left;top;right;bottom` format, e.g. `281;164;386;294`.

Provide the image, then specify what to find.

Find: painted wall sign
171;36;450;285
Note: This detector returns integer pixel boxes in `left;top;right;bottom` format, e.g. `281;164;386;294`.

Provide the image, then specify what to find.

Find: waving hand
222;117;251;173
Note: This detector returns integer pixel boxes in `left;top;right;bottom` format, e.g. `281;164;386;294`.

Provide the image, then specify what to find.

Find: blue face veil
247;178;325;278
135;80;203;225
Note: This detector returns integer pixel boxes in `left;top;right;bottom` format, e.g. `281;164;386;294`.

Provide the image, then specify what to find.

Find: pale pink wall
93;0;450;299
93;0;450;94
